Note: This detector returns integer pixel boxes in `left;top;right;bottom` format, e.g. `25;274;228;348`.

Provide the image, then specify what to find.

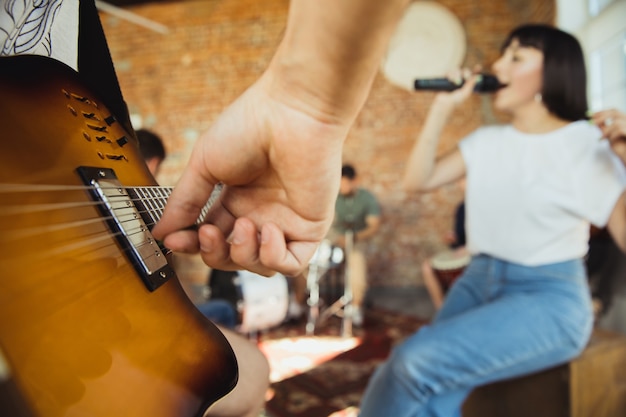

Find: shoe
352;306;363;327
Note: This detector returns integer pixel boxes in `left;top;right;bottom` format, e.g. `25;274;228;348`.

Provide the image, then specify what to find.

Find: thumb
152;160;218;240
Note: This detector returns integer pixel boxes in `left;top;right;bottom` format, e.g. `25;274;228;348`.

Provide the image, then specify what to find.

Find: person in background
586;226;626;318
588;108;626;334
195;295;238;329
419;178;467;311
420;196;467;311
358;24;626;416
326;163;381;326
136;128;166;177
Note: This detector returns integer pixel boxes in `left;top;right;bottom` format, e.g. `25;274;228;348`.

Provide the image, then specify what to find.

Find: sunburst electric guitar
0;55;238;417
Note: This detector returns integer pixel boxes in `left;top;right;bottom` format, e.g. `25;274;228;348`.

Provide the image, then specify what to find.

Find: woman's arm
402;72;478;192
593;109;626;166
598;109;626;253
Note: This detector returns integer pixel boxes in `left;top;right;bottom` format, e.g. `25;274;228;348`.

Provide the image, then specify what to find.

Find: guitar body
0;55;238;417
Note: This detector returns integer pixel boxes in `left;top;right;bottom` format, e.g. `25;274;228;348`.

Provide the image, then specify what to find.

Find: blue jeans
196;299;238;329
359;254;593;417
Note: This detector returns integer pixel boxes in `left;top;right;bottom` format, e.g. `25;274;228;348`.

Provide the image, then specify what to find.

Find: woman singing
359;23;626;417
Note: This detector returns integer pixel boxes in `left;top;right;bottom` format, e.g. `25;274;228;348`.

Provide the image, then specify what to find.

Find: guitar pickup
76;166;174;291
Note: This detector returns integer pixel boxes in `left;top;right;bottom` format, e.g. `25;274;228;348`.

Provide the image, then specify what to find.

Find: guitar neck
126;183;221;230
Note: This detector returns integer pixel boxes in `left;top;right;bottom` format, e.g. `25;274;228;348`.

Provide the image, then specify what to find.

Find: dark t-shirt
451;202;466;248
332;188;381;234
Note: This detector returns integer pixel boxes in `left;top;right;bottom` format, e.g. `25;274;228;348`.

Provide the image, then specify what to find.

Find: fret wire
110;185;218;226
141;188;160;225
146;188;161;224
1;215;119;241
156;187;170;219
152;187;166;221
148;187;163;222
99;192;161;228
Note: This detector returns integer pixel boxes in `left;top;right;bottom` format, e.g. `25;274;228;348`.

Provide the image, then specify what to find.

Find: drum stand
305;245;336;336
317;229;354;338
305;257;322;336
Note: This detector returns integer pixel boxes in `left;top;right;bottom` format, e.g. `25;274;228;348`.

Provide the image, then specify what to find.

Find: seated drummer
421;180;467;311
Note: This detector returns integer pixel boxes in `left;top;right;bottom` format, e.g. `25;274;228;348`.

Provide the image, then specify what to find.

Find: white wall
556;0;589;32
557;0;626;111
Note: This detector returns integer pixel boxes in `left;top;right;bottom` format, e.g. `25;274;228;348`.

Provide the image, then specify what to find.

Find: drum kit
205;241;471;335
305;238;346;335
205;238;348;335
430;249;471;292
207;269;289;334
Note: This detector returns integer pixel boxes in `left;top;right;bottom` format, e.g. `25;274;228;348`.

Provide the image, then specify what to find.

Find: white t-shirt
459;121;626;266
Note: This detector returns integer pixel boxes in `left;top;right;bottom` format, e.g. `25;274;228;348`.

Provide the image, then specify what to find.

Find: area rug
258;309;427;417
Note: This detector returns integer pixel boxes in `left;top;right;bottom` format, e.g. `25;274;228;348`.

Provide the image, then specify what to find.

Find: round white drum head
381;2;466;91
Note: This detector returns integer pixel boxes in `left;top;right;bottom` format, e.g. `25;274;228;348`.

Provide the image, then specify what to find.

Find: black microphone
414;74;505;93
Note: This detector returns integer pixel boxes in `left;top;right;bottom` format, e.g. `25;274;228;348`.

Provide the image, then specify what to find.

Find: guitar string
2;229;128;265
0;193;171;216
46;230;132;258
0;216;162;261
0;185;218;248
0;184;95;192
0;207;163;246
0;184;174;193
0;222;126;261
0;200;199;240
0;200;104;215
0;185;214;223
1;219;213;264
0;216;123;240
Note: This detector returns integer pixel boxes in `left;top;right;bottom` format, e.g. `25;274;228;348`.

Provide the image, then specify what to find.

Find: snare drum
208;269;289;333
430;249;471;292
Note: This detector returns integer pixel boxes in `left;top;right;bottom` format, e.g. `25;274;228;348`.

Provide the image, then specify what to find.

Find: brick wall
101;0;555;288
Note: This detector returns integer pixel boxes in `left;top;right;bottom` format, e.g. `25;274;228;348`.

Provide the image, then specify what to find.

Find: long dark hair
501;24;588;122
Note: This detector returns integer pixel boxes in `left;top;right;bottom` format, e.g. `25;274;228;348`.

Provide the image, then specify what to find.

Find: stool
462;329;626;417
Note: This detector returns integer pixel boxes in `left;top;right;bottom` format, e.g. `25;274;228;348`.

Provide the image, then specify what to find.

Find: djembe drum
431;249;471;292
